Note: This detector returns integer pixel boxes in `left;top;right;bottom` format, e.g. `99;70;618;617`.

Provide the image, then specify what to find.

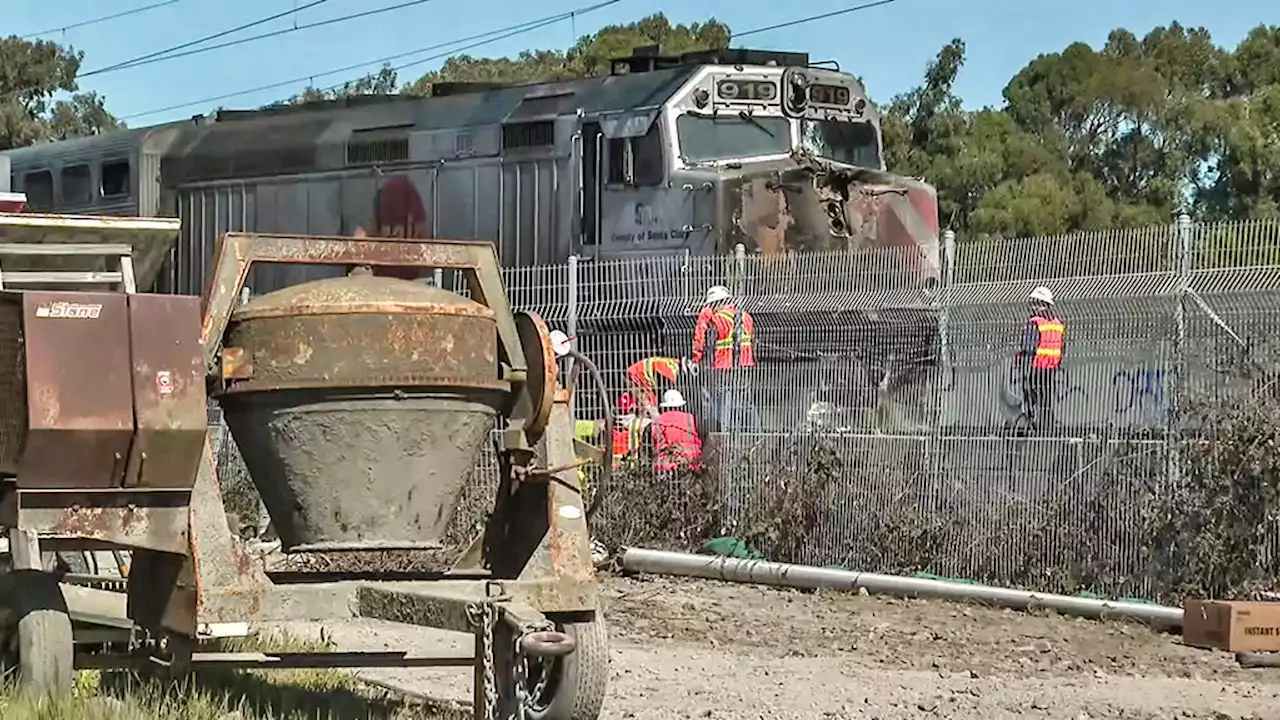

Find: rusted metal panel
0;296;27;473
18;291;134;489
0;488;190;554
124;293;207;490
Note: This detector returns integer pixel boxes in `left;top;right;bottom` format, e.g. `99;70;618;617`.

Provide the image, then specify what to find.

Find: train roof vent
345;124;412;167
501;120;555;151
609;46;811;75
430;81;507;97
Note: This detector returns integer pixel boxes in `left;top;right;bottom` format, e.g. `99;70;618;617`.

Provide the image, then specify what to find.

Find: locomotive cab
582;51;941;291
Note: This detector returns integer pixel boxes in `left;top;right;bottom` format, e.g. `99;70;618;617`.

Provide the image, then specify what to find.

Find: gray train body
2;48;941;302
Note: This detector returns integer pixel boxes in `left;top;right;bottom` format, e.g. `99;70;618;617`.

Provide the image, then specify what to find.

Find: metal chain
513;619;556;718
466;601;500;720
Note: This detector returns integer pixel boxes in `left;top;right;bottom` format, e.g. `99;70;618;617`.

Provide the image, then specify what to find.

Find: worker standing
1015;286;1066;433
651;390;703;472
692;285;760;433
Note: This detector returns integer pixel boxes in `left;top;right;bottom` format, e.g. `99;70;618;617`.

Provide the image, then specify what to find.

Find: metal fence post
1167;213;1193;493
932;230;957;480
566;254;580;409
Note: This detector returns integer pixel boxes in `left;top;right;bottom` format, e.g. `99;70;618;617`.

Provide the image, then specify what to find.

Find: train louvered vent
346;125;412;166
502;121;555;150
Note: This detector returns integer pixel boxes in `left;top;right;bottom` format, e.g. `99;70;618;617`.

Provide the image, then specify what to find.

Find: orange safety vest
692;305;755;370
1031;315;1065;370
611;420;646;467
652;410;702;471
626;357;680;406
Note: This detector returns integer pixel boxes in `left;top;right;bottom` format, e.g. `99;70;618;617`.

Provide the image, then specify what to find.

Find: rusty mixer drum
215;273;511;553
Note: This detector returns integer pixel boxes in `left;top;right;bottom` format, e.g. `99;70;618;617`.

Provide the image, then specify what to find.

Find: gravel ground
270;573;1280;719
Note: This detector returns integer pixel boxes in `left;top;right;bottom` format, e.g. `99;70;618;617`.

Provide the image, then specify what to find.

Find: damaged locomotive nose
724;160;942;287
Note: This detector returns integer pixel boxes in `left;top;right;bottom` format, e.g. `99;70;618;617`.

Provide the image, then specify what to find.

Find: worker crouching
651;389;703;472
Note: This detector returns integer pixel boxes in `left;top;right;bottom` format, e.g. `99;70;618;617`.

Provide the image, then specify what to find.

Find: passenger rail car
3;47;942;302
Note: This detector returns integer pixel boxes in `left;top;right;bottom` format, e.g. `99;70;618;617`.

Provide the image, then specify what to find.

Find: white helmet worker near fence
652;389;701;471
1029;286;1055;305
704;285;731;305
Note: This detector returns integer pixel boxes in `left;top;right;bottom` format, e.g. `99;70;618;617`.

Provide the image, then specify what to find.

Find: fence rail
213;215;1280;603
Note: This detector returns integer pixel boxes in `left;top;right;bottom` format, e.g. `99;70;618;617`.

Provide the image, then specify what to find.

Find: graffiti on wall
919;352;1176;431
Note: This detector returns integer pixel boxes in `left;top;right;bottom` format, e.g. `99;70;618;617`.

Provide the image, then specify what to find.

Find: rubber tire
13;573;74;698
525;616;610;720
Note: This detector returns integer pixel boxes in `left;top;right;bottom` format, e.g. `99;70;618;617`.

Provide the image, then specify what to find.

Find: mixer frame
0;228;609;720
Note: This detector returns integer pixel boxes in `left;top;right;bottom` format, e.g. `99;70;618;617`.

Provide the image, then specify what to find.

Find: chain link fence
213;215;1280;601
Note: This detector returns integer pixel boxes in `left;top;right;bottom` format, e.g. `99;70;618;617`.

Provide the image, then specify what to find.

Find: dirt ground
270;573;1280;719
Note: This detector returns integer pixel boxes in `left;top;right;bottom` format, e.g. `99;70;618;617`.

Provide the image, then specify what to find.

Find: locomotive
3;47;943;428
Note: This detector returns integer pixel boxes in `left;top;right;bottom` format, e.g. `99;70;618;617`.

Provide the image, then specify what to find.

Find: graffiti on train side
350;176;430;281
374;176;430;239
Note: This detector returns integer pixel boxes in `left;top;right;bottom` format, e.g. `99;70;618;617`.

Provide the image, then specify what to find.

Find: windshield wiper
737;110;774;137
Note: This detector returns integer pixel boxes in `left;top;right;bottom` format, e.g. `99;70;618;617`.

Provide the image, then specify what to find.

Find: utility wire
20;0;183;39
82;0;445;77
121;0;621;121
82;0;333;77
732;0;900;39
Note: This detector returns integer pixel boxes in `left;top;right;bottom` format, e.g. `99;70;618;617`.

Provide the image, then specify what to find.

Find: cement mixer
0;223;610;720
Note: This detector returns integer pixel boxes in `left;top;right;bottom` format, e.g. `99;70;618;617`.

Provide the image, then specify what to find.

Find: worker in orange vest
625;355;699;413
1015;286;1066;433
611;392;651;468
651;390;702;472
692;285;760;433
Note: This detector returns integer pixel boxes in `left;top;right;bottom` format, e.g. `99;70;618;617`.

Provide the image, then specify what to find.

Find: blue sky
9;0;1278;126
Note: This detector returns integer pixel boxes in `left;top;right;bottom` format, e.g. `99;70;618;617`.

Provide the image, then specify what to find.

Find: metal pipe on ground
619;547;1185;630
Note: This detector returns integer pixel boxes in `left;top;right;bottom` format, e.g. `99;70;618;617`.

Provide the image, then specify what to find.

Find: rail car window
101;160;131;198
61;164;93;205
800;119;881;169
605;121;663;186
23;170;53;210
676;113;790;162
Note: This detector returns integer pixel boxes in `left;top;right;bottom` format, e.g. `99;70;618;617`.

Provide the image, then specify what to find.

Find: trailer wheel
4;572;74;697
518;616;610;720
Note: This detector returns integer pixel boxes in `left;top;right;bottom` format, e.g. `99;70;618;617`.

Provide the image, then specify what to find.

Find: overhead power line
21;0;184;39
81;0;445;77
83;0;333;77
121;0;622;121
732;0;901;39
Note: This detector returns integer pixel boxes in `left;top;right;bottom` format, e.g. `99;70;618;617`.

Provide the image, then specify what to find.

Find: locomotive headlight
854;98;867;115
693;87;710;108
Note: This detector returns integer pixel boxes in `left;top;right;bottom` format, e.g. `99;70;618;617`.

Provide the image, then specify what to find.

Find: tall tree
0;36;122;149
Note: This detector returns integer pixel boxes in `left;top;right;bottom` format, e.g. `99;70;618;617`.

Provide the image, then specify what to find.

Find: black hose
566;348;612;522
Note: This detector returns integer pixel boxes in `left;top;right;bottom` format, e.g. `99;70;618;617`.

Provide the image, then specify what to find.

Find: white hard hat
704;285;731;305
1029;286;1055;304
660;389;686;408
549;329;573;358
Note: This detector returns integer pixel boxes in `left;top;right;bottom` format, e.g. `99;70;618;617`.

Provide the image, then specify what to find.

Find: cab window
23;170;54;210
800;119;881;169
676;112;790;162
606;121;663;186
